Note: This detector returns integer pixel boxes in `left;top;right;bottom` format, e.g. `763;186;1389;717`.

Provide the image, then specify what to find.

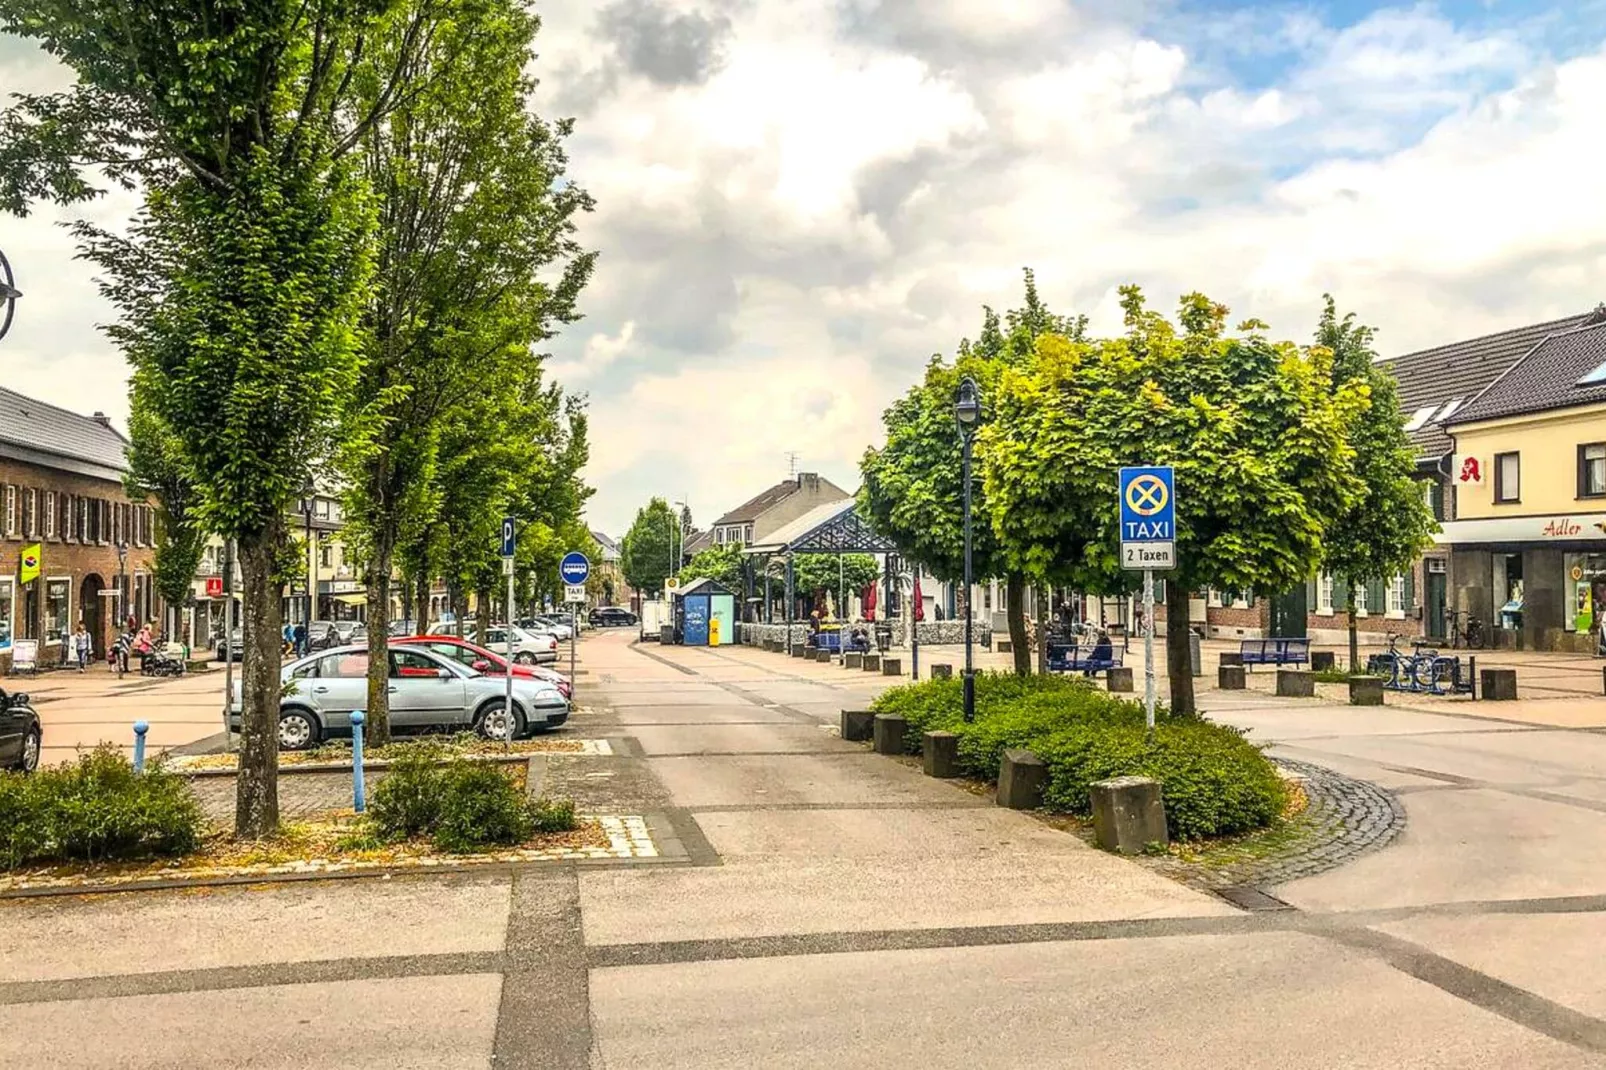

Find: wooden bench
1240;637;1310;670
1047;643;1126;674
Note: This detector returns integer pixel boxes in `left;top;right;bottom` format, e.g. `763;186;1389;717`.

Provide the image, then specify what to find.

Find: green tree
1315;297;1438;670
792;554;879;607
982;288;1366;714
123;382;210;640
621;499;681;597
679;544;745;589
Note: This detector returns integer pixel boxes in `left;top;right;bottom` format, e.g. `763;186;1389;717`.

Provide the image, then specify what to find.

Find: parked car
524;614;574;641
464;624;559;664
329;620;366;645
388;619;419;637
396;636;572;700
228;644;568;750
590;606;637;627
0;686;42;773
216;628;244;662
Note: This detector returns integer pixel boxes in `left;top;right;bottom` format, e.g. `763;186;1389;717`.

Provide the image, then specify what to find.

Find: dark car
0;686;42;773
216;628;244;662
589;606;637;627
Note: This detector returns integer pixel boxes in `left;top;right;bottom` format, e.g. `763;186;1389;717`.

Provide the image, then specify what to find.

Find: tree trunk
1346;582;1359;673
234;526;284;838
449;580;464;638
1166;580;1195;716
364;541;394;747
1035;583;1050;674
475;585;491;643
1006;572;1030;675
415;572;429;630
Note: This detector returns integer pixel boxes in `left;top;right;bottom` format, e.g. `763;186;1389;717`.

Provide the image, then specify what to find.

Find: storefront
1439;512;1606;652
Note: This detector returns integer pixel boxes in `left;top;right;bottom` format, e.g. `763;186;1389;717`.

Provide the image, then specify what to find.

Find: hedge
866;672;1286;840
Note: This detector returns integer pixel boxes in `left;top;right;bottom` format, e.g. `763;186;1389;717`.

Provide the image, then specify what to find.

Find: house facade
708;473;851;549
1;388;158;668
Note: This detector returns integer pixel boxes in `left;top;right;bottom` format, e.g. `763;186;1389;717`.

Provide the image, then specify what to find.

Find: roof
1446;314;1606;427
590;530;621;560
676;577;734;596
712;480;802;526
680;529;712;557
743;497;896;555
0;386;130;476
1380;311;1598;459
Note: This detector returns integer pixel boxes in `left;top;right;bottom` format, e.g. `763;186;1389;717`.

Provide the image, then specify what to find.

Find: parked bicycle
1445;609;1486;650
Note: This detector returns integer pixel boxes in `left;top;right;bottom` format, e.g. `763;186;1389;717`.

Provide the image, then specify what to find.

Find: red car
396;636;572;700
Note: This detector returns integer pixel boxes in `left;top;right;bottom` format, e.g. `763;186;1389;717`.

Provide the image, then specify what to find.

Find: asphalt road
3;631;1606;1068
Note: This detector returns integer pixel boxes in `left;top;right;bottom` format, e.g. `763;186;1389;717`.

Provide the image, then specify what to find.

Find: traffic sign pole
559;552;591;691
502;517;516;747
1143;568;1155;731
1119;466;1175;734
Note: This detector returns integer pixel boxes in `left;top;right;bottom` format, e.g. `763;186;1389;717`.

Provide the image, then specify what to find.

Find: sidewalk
14;661;230;763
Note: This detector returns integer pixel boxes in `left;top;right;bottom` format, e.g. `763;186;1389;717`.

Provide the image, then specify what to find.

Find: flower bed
172;733;602;772
869;672;1287;840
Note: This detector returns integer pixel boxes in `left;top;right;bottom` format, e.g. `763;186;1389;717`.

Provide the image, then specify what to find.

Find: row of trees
2;0;595;835
861;272;1434;714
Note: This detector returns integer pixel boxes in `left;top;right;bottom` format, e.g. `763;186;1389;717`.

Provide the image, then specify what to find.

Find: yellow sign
1572;565;1585;582
709;617;721;647
18;543;40;585
1125;475;1169;516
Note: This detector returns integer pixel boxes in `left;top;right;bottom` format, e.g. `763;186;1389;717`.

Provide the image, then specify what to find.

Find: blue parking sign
1119;466;1175;570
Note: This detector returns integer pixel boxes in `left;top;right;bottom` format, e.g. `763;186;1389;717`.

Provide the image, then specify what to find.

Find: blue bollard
349;712;366;813
133;720;149;774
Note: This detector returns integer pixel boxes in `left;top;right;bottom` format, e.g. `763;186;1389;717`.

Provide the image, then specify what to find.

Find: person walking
72;621;91;672
293;621;308;658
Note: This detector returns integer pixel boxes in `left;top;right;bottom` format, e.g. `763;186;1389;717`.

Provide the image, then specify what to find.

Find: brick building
1;387;158;669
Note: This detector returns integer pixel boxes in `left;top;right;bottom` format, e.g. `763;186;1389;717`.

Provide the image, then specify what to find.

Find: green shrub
528;796;577;833
0;747;204;869
1035;719;1287;840
953;689;1146;779
433;762;532;853
367;744;451;839
870;671;1090;752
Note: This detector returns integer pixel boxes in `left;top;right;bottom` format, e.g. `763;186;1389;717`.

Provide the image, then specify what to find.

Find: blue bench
812;631;842;653
1047;643;1126;674
1240;637;1310;669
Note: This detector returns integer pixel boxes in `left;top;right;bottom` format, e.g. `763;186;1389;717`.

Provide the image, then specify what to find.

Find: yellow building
1441;310;1606;651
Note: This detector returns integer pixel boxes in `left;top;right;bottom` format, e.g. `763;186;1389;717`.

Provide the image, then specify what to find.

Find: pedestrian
293;621;308;658
110;628;131;677
134;622;154;674
72;621;91;672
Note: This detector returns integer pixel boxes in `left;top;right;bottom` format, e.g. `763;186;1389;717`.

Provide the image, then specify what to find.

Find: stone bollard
997;749;1047;809
923;731;960;778
932;664;953;680
815;649;833;662
792;645;808;658
1349;675;1384;706
841;709;877;741
1106;667;1134;693
1480;668;1518;701
1277;670;1315;698
1219;652;1243;667
1218;665;1246;690
873;713;906;755
882;658;902;676
997;639;1013;654
862;655;881;672
1311;651;1336;672
1090;776;1167;855
844;652;863;669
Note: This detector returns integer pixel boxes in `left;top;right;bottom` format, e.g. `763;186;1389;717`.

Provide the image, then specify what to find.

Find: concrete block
996;639;1013;654
844;652;863;669
1311;651;1336;672
1349;675;1384;706
814;648;832;662
1219;652;1243;667
791;645;807;658
922;731;960;778
997;749;1047;810
1106;667;1134;693
862;655;881;672
1090;776;1167;855
841;709;876;742
1277;670;1315;697
872;713;905;755
1480;668;1518;701
1218;665;1246;690
882;658;902;676
931;664;953;680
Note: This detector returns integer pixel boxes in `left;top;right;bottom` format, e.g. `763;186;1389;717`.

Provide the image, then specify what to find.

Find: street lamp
116;540;129;631
955;376;981;723
0;248;20;342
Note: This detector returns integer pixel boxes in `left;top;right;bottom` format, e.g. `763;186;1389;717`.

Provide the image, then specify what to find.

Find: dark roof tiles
0;386;130;473
1446;316;1606;426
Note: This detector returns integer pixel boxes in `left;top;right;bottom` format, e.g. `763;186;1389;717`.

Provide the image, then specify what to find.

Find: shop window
44;579;70;647
1579;443;1606;499
1317;574;1334;615
1386;575;1407;617
1494;452;1520;503
0;578;12;656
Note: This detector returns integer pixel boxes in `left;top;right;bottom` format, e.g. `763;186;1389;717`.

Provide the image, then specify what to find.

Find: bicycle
1445;609;1486;650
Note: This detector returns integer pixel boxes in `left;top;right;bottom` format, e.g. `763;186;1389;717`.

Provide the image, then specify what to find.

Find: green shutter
1366;577;1386;615
1404;569;1416;614
1305;576;1317;610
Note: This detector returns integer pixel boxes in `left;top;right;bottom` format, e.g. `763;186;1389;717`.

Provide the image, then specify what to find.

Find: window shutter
1404;568;1416;613
1366;577;1386;614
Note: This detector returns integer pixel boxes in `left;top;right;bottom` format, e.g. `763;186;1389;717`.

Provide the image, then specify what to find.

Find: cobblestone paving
188;771;377;822
1131;758;1408;899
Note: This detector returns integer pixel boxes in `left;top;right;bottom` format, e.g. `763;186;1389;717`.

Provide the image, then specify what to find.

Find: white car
466;624;559;664
228;644;569;749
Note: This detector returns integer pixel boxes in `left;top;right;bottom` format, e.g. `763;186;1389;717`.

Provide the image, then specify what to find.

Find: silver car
228;644;569;750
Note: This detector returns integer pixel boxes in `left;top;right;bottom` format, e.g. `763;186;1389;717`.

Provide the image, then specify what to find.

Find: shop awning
334;593;367;606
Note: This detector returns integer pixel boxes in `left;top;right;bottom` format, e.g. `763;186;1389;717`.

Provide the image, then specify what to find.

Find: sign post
501;518;516;744
1119;467;1176;731
560;552;590;684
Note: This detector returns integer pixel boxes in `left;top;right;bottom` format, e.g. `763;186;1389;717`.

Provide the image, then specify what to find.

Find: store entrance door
1425;565;1447;641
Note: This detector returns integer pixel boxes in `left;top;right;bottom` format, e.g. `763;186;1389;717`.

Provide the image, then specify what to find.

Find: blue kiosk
674;578;737;646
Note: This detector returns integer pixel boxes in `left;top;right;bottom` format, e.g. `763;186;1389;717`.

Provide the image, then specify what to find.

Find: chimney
91;411;112;428
797;472;818;490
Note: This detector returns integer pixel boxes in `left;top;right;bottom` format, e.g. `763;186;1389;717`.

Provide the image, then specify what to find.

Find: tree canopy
622;499;682;596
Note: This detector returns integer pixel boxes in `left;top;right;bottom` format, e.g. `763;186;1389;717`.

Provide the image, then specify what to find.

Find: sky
4;0;1606;536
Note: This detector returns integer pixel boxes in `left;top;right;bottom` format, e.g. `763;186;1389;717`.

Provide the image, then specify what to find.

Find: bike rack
1368;646;1476;697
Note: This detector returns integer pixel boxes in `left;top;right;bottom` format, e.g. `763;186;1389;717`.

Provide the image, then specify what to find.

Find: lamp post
954;376;981;723
0;248;20;342
116;540;129;630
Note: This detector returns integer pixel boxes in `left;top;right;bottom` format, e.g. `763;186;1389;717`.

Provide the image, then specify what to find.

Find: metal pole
505;560;515;744
785;553;795;655
1143;568;1156;731
132;720;148;773
569;598;577;681
962;433;975;723
350;712;367;812
221;539;234;750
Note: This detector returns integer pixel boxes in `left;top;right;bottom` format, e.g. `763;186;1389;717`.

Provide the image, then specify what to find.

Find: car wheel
18;725;41;773
474;701;525;741
513;651;536;665
278;708;320;751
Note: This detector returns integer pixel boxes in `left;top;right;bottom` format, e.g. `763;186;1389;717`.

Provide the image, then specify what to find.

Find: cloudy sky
4;0;1606;535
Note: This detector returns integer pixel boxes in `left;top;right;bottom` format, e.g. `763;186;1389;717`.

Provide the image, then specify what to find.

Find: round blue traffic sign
560;551;591;585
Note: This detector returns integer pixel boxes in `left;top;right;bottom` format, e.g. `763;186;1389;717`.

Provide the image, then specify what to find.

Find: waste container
1190;629;1202;677
660;624;675;645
